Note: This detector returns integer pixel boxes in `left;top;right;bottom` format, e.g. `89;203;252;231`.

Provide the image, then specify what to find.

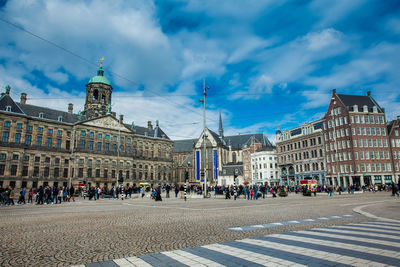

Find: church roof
173;139;197;153
223;133;272;149
125;124;170;140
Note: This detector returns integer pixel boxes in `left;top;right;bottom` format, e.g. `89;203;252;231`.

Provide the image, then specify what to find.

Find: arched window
232;152;237;163
93;90;99;101
101;93;106;104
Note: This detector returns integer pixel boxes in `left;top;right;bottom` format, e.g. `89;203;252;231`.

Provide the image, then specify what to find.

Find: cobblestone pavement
0;192;399;266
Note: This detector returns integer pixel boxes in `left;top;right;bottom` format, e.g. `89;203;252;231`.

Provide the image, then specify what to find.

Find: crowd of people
0;179;399;206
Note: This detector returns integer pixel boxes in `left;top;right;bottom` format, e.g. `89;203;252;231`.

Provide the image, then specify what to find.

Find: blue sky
1;0;400;142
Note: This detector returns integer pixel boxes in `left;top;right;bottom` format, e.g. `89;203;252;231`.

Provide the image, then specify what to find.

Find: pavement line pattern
79;220;400;267
228;214;357;231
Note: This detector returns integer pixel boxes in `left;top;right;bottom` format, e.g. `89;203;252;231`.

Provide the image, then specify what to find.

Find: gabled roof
0;94;25;114
208;128;225;146
220;164;243;176
126;124;170;140
173;139;197;153
336;94;383;113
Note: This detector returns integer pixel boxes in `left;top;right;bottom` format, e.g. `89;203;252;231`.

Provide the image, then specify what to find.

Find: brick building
0;66;173;190
323;89;393;187
276;119;326;186
387;116;400;183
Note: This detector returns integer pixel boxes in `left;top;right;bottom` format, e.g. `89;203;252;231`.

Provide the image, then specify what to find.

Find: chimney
147;121;153;130
111;111;116;117
68;103;73;113
332;88;336;95
381;108;385;113
119;114;124;123
20;93;27;104
367;91;371;96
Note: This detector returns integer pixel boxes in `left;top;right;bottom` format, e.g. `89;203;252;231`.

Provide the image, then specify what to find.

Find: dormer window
373;106;377;113
58;116;63;122
353;105;358;112
363;105;368;112
6;106;11;112
39;113;44;118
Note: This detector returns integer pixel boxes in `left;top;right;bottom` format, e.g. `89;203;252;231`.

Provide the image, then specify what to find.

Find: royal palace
0;66;173;190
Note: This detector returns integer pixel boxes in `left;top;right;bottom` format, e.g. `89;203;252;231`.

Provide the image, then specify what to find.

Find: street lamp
200;79;210;198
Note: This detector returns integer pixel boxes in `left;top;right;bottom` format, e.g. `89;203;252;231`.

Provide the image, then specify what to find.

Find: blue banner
213;149;218;180
196;150;200;180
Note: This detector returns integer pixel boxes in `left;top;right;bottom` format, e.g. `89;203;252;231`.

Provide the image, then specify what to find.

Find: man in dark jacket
70;186;75;202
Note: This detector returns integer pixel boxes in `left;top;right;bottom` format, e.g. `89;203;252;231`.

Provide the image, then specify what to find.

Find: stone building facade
0;67;173;190
323;90;393;187
276;119;327;186
387;116;400;183
250;147;279;186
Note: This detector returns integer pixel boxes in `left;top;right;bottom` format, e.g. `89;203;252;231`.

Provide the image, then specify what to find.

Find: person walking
27;188;33;203
17;187;26;204
391;182;399;197
70;186;75;202
8;187;15;205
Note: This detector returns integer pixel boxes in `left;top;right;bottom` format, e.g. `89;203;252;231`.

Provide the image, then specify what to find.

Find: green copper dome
88;67;111;85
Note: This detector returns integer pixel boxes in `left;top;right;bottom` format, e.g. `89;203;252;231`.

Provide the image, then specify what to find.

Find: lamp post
200;79;210;198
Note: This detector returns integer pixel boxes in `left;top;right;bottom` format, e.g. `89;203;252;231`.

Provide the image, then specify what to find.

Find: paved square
1;192;399;266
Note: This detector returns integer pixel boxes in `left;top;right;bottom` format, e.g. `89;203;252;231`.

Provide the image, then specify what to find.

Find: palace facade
0;66;173;190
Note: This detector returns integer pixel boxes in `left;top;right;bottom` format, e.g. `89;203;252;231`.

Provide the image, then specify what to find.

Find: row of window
280;149;324;163
279;137;322;153
325;114;385;130
2;131;66;148
252;163;278;170
0;164;172;180
3;121;66;135
325;127;387;143
295;162;324;173
329;162;392;174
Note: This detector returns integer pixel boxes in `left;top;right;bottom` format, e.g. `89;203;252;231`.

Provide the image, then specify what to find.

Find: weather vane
100;56;104;68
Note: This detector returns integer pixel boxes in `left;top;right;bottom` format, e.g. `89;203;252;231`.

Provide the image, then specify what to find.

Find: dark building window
22;166;28;176
33;166;39;176
36;136;42;146
44;167;49;177
126;170;129;180
21;181;27;188
57;139;62;148
97;142;102;151
46;138;52;147
25;135;32;145
58;130;62;136
55;158;60;164
113;144;117;152
89;141;94;150
15;133;21;143
2;131;9;142
63;168;68;178
45;157;50;163
27;125;32;131
66;140;70;150
4;121;11;127
105;143;109;152
80;140;85;149
54;168;59;177
87;168;92;178
78;168;83;178
104;169;108;178
96;169;101;177
0;164;5;175
112;170;115;178
35;156;40;162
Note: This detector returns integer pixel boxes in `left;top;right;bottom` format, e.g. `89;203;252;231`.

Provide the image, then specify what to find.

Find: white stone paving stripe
203;243;307;267
363;221;400;227
167;249;222;266
298;229;400;248
336;225;400;234
161;251;206;266
113;258;135;266
238;238;363;265
350;223;400;230
277;233;390;256
125;257;153;267
228;214;356;231
315;227;399;239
